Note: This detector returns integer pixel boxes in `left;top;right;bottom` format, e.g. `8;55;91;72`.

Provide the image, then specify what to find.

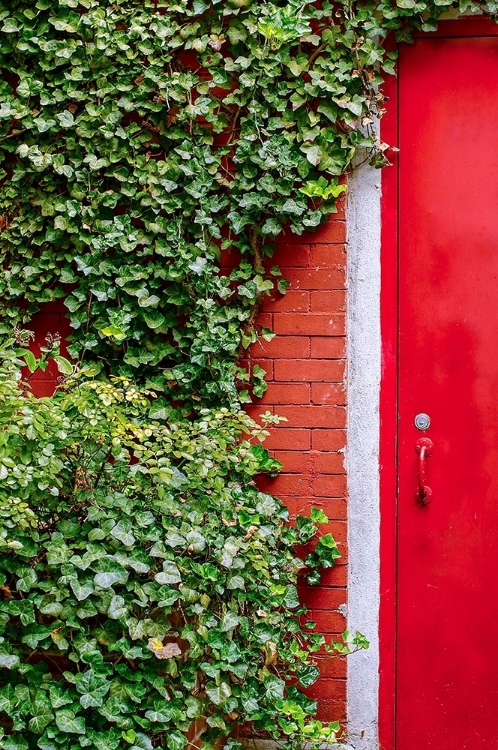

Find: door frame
378;16;498;750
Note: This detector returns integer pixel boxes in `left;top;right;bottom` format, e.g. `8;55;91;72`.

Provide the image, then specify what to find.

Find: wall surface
245;196;350;727
245;159;382;748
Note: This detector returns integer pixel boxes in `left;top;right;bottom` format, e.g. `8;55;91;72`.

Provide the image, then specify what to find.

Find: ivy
0;0;492;405
0;343;366;748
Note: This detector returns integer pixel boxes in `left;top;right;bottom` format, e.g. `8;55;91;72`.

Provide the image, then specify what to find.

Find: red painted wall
24;301;71;397
246;195;348;725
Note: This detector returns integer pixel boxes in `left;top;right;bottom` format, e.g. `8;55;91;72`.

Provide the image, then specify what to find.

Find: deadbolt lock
414;413;431;431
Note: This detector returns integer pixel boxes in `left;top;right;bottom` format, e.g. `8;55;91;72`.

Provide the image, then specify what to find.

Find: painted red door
397;33;498;748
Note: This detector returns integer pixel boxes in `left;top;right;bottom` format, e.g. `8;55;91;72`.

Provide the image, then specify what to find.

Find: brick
312;653;347;679
280;497;318;517
305;678;346;701
298;586;346;611
272;405;345;429
310;290;346;313
270;243;310;267
272;450;345;474
273;313;345;336
257;473;312;496
254;312;272;328
305;212;347;240
259;382;310;405
219;248;241;269
312;429;346;451
35;301;67;315
321;565;348;587
262;290;309;313
253;335;310;359
247;359;274;380
314;699;346;724
264;428;311;451
271;451;313;474
309;244;346;267
311;383;346;405
282;268;345;291
313;452;346;474
280;212;347;244
284;496;347;521
310;337;346;359
313;474;347;498
337;542;348;565
28;359;60;381
274;359;345;382
303;609;346;634
30;312;60;338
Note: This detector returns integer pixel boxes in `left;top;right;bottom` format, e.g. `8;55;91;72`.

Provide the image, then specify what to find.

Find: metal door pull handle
415;437;433;505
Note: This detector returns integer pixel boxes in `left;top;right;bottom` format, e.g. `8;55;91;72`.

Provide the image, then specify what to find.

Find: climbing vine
0;0;495;748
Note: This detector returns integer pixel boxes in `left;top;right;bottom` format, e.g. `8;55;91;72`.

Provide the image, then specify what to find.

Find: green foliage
0;0;483;403
0;0;493;403
0;352;363;749
0;0;492;404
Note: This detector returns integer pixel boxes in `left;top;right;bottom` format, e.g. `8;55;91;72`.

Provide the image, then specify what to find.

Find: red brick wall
246;197;348;725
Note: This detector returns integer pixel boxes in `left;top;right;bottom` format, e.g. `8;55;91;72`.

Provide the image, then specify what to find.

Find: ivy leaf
298;665;320;688
16;567;37;592
76;669;110;709
205;681;232;706
1;738;28;750
55;709;86;734
130;734;153;750
110;520;136;548
310;508;328;524
264;674;286;701
70;578;95;602
185;530;206;552
0;653;20;669
165;730;187;750
55;356;73;375
22;350;37;373
94;560;128;589
220;612;239;632
49;686;73;709
2;19;21;33
301;143;321;166
56;111;75;128
154;561;181;585
0;686;15;712
227;576;245;590
107;595;128;620
29;709;54;735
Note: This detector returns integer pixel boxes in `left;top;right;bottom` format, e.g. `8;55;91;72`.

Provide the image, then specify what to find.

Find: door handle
415;437;433;505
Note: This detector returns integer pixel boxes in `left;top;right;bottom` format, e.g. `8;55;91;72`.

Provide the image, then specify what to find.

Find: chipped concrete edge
345;156;382;749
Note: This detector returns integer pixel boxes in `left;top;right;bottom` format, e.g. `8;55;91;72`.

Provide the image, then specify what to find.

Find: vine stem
239;228;267;350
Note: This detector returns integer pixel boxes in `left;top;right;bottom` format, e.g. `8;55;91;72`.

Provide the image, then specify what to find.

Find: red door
397;32;498;748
